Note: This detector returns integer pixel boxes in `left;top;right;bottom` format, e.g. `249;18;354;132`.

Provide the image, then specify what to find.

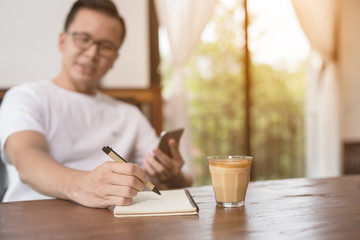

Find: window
159;0;309;185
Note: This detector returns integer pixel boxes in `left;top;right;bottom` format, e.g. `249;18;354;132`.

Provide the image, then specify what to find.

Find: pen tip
153;187;161;196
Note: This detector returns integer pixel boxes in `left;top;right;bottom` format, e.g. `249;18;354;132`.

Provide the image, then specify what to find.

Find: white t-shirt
0;80;159;202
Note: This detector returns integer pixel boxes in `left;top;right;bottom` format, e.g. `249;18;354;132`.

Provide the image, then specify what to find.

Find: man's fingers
153;148;169;165
103;185;139;199
105;195;133;206
108;174;145;192
111;162;147;183
144;155;157;177
144;155;172;181
168;139;183;164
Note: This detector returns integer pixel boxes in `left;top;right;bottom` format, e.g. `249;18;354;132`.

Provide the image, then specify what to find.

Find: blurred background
157;0;360;186
1;0;360;187
159;0;308;185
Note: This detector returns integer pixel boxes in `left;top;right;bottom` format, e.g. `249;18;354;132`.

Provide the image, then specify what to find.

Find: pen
102;146;161;196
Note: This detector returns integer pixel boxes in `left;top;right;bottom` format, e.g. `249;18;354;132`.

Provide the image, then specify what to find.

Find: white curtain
154;0;217;176
292;0;341;177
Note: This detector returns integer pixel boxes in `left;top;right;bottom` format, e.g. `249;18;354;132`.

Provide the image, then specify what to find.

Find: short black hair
64;0;126;47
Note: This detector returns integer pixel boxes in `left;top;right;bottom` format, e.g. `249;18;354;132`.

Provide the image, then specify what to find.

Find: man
0;0;192;208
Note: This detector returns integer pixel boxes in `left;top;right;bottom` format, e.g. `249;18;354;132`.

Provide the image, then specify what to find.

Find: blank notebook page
113;189;198;217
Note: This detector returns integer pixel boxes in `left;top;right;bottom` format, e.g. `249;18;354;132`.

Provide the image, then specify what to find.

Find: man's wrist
62;170;86;203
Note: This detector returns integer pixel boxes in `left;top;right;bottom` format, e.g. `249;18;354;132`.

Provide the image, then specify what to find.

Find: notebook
113;189;199;217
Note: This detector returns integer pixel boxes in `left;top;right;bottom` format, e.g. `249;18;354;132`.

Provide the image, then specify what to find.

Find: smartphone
158;128;184;158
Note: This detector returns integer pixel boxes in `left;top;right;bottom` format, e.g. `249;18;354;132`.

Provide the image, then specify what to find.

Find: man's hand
6;130;147;208
71;161;146;208
144;139;191;189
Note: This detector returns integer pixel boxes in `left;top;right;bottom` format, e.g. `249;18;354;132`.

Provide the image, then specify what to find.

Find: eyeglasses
66;32;119;58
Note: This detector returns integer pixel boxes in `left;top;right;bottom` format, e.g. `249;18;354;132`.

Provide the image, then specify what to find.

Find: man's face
59;8;123;92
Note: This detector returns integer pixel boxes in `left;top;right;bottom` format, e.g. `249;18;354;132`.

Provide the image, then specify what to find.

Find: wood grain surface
1;175;360;240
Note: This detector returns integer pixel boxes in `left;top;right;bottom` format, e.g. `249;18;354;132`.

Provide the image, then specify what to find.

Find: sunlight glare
248;0;310;69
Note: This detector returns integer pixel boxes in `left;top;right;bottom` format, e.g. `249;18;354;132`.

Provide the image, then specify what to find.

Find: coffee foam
208;159;251;168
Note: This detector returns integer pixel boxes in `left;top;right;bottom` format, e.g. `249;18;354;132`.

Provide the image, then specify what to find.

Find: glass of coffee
208;156;252;207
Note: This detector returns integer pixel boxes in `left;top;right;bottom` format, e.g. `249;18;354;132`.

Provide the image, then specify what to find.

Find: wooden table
1;175;360;240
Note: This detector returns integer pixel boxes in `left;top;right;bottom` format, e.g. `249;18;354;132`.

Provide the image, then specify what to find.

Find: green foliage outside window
160;1;305;186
